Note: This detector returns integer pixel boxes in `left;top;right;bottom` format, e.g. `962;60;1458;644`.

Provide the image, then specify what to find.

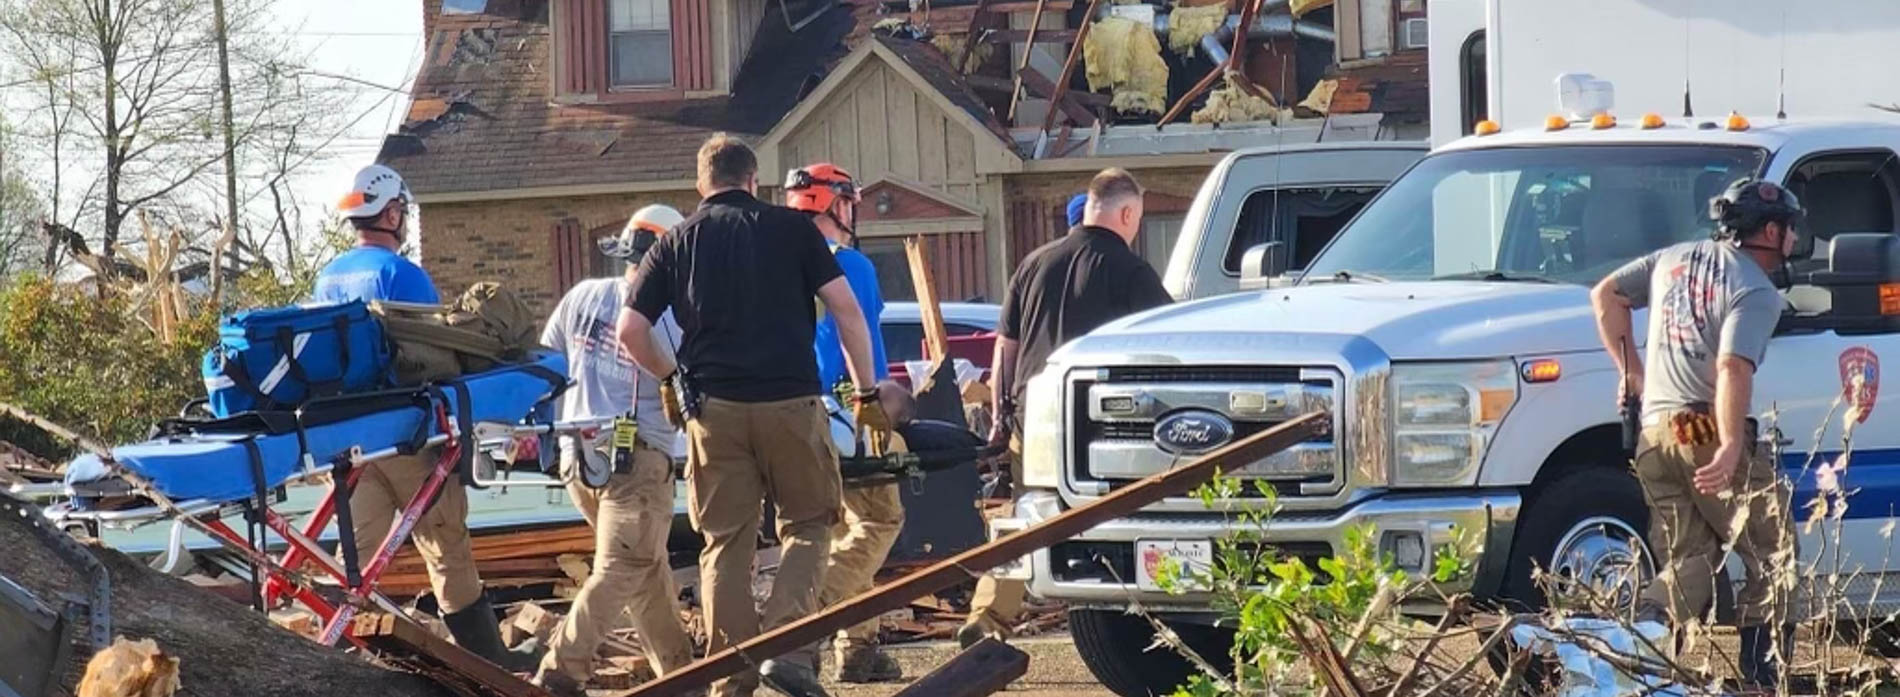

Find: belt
1640;403;1711;427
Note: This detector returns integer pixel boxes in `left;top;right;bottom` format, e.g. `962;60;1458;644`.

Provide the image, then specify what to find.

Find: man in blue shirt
314;165;523;670
784;163;903;685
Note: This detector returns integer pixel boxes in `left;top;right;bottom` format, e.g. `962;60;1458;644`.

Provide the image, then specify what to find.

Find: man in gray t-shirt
1589;178;1801;687
530;206;694;694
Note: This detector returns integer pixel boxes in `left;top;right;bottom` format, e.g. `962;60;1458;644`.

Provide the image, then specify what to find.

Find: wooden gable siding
1006;199;1064;268
927;230;990;303
780;62;984;205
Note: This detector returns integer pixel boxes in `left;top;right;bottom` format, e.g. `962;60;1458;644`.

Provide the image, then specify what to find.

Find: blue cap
1066;193;1088;227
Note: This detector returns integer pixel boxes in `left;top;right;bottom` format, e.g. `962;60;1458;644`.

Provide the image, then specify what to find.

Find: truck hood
1062;281;1603;363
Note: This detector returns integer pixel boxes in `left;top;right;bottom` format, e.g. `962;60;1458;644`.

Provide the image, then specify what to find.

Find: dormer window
609;0;673;87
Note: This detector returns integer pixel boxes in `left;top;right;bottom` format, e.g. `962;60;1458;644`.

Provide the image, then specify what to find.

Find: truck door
1757;149;1900;617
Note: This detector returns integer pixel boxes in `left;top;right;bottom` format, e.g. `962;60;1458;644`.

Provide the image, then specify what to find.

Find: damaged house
380;0;1429;308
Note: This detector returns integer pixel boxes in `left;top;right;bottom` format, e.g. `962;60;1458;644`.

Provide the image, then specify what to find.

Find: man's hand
986;413;1012;448
1695;440;1744;494
1619;367;1644;408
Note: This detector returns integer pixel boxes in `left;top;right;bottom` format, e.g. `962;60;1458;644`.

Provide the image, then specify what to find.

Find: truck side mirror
1796;232;1900;331
1237;242;1289;291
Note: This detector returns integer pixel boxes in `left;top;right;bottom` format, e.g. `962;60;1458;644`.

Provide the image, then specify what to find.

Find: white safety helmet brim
338;164;413;219
599;204;686;260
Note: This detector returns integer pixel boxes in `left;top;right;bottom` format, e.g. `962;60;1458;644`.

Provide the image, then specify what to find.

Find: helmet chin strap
826;201;858;249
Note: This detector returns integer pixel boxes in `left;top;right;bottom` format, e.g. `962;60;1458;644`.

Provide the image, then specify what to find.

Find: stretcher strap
331;452;363;589
240;437;270;613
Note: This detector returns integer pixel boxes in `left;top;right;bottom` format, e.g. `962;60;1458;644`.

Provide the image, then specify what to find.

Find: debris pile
1193;83;1286;124
0;507;450;697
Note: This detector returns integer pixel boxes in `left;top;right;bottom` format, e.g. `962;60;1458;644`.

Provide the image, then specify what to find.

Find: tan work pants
818;479;906;649
686;396;841;697
1634;417;1796;628
968;434;1026;629
349;448;483;613
540;444;695;681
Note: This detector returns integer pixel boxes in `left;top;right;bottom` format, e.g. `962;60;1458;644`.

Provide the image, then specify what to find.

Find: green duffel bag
369;282;538;385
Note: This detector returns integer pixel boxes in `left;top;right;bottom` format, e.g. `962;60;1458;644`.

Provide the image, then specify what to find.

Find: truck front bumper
993;489;1523;611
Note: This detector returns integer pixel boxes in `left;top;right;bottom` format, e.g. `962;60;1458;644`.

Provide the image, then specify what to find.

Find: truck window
1785;150;1900;261
1302;145;1768;285
1222;187;1383;274
1460;30;1486;135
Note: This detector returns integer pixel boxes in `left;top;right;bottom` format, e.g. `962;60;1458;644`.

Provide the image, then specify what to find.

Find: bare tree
0;119;44;277
0;0;350;279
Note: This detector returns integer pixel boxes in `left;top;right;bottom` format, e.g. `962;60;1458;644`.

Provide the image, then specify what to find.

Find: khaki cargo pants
968;433;1026;630
539;443;695;682
816;432;910;654
348;447;483;613
686;396;842;697
1634;412;1797;628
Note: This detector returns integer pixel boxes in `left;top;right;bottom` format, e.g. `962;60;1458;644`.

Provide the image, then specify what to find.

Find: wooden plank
357;612;555;697
858;65;891;178
830;91;859;174
945;128;977;183
919;112;949;184
893;638;1029;697
618;413;1327;696
1036;0;1105;141
887;74;922;179
1003;0;1052;122
954;0;996;74
1018;66;1098;123
984;28;1077;44
905;236;951;362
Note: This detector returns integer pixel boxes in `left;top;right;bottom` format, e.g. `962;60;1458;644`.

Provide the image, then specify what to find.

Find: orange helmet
784;163;860;216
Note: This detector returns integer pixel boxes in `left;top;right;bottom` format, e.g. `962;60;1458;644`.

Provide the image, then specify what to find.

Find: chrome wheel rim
1547;516;1653;611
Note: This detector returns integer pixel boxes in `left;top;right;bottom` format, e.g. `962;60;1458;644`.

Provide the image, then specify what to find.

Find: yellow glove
853;390;894;455
660;376;685;427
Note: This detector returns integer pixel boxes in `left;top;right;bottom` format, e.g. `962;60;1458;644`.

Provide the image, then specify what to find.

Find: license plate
1136;539;1213;592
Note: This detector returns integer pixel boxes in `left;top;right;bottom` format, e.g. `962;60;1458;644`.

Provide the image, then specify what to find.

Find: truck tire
1501;467;1653;611
1071;609;1234;697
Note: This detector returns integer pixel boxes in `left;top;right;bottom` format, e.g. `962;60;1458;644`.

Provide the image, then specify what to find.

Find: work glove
660;374;686;427
853;389;895;456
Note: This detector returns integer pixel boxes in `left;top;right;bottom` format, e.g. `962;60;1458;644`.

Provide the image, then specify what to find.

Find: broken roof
380;0;862;198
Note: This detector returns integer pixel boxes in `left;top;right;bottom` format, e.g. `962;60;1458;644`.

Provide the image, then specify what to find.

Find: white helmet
598;204;685;260
338;164;413;219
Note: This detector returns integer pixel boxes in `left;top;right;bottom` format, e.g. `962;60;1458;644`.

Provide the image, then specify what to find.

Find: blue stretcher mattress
65;351;568;504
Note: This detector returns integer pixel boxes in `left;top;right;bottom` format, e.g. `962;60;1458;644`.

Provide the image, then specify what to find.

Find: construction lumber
354;612;553;697
892;637;1029;697
1004;0;1051;122
904;237;951;363
1020;66;1100;125
1035;0;1108;151
619;411;1327;696
954;0;997;77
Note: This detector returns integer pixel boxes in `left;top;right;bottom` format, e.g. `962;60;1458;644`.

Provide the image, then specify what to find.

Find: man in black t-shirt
616;135;884;697
958;168;1175;649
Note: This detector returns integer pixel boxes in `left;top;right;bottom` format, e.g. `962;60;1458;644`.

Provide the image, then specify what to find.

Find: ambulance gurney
826;398;999;562
44;351;570;648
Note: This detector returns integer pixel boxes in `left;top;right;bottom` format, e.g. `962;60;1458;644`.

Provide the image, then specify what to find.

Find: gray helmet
1710;178;1804;239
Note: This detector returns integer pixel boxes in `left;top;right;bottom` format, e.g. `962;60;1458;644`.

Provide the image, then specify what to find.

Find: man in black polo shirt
616;134;885;697
958;167;1174;648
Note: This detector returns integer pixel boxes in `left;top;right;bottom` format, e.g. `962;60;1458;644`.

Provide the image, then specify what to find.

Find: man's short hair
1087;168;1144;207
697;134;757;189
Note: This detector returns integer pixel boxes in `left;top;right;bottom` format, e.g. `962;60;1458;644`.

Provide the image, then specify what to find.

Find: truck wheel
1071;609;1233;697
1501;467;1654;612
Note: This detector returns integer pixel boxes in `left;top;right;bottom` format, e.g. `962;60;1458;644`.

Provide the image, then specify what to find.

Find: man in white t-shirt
532;205;693;696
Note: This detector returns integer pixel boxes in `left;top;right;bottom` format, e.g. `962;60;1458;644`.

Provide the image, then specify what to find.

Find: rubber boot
834;642;903;683
443;596;538;673
1738;624;1792;690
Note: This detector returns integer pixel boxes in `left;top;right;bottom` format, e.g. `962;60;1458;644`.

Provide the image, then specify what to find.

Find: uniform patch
1839;346;1880;423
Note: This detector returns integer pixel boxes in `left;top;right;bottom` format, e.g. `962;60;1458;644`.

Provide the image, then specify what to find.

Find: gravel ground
820;636;1116;697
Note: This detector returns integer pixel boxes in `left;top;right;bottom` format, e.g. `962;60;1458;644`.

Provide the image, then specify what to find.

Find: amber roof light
1475;120;1501;136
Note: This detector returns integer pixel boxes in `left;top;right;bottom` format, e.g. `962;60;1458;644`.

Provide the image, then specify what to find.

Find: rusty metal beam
356;612;554;697
619;412;1328;696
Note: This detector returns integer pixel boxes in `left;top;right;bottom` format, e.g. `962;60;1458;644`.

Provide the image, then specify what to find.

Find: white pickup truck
998;3;1900;695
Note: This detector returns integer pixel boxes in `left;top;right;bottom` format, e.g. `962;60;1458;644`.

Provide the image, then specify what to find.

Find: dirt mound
0;512;450;697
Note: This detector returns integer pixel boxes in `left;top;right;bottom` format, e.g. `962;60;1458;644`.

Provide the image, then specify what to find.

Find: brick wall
418;188;701;314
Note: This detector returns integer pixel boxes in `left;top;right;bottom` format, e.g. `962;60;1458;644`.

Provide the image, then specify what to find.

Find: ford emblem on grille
1153;409;1236;455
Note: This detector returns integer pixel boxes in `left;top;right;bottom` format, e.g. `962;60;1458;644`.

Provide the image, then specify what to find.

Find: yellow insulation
1191;84;1286;124
1289;0;1332;17
1166;2;1228;56
931;34;994;74
1084;16;1170;116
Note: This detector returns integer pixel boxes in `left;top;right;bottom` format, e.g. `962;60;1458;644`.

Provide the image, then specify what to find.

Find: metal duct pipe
1199;12;1336;65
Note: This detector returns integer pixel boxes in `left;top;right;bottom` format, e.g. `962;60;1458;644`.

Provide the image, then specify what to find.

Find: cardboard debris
1298;77;1339;114
1084;16;1170;115
1166;2;1229;56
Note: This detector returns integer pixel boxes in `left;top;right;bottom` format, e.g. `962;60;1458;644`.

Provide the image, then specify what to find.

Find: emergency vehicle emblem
1840;347;1880;423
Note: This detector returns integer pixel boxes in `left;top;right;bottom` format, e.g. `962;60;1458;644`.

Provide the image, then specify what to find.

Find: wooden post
355;612;555;697
954;0;997;74
1035;0;1107;154
1005;0;1052;122
893;637;1030;697
904;236;950;363
618;412;1328;696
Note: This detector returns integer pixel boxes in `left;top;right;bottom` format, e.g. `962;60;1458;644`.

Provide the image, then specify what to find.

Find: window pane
610;0;669;31
611;31;674;86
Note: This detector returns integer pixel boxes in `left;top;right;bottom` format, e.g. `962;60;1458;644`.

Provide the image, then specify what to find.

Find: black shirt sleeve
1123;259;1174;314
998;261;1029;341
791;213;844;295
628;236;675;323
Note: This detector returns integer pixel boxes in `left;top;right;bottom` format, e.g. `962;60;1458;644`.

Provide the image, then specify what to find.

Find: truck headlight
1389;361;1516;487
1019;366;1065;489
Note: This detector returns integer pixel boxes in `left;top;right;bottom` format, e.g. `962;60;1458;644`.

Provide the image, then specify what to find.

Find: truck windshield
1302;145;1767;285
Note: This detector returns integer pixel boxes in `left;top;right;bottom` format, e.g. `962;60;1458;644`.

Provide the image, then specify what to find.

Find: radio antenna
1681;8;1695;118
1775;5;1788;120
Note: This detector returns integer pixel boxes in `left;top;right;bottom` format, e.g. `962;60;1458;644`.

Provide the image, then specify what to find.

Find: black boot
760;657;832;697
442;595;539;673
1738;624;1792;689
